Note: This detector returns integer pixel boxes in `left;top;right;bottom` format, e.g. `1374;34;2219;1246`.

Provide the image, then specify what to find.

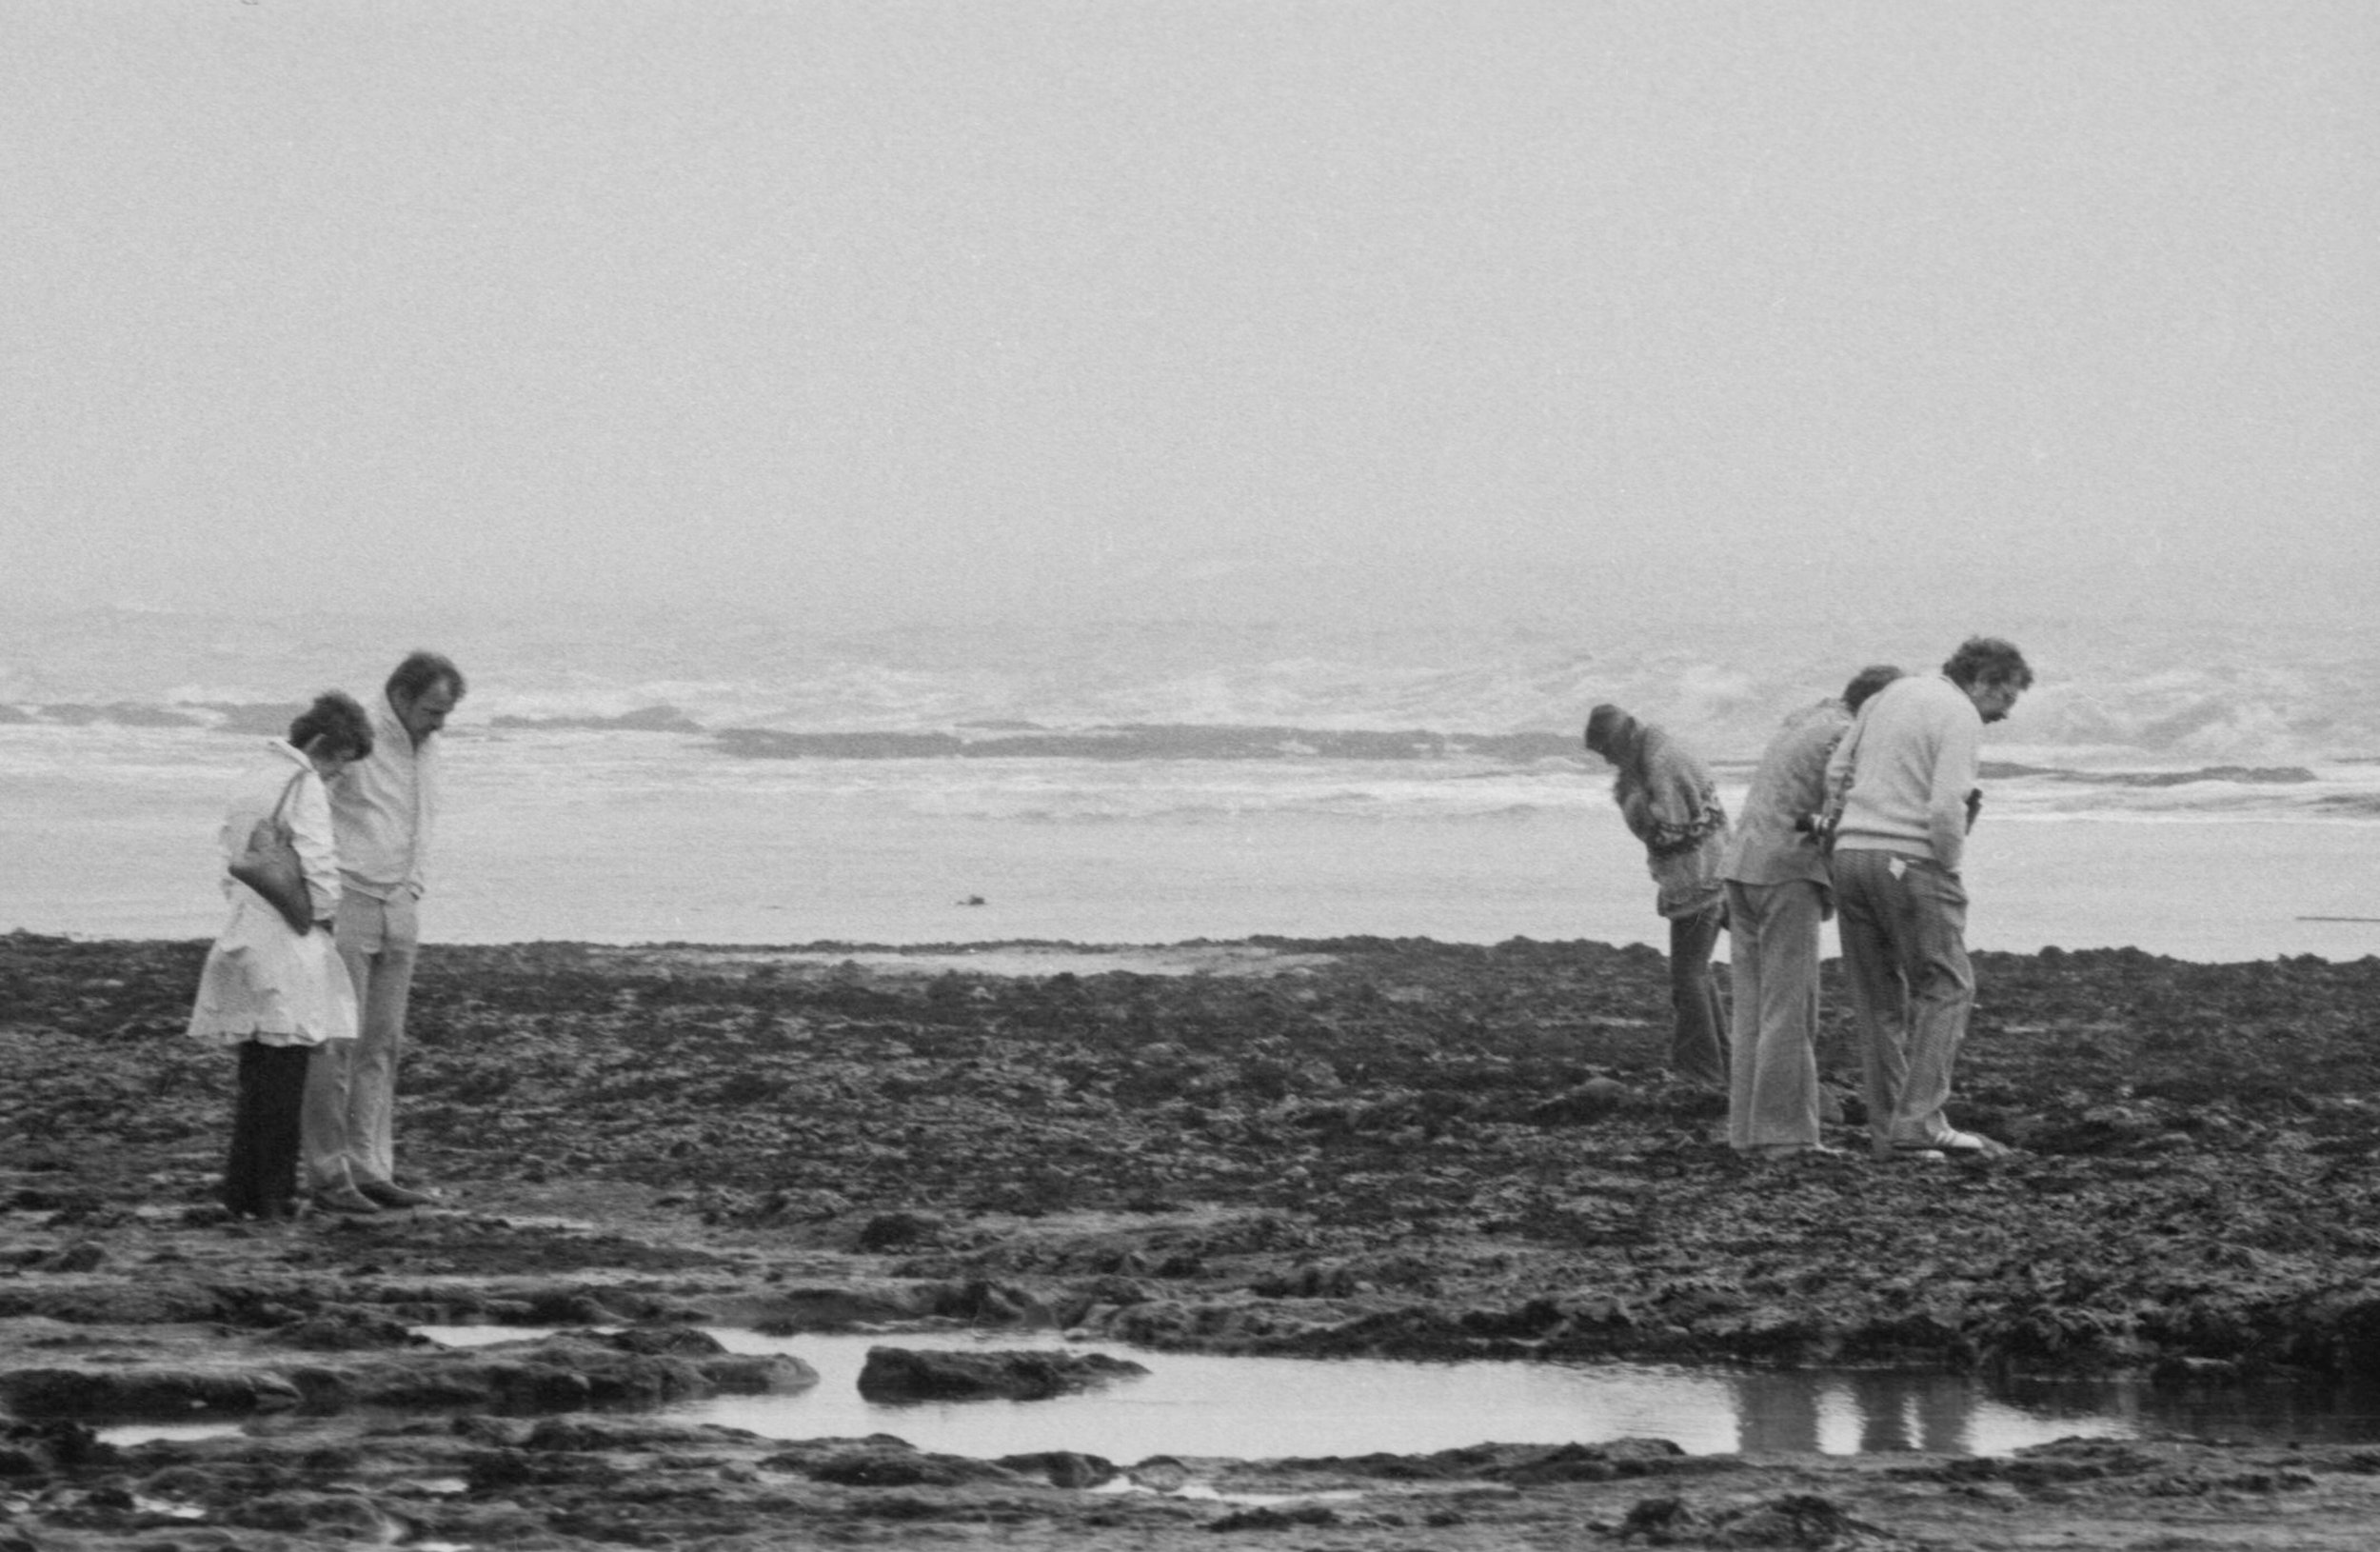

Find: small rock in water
856;1345;1148;1402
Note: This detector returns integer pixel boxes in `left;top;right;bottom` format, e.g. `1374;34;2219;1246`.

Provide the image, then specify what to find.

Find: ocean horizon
9;607;2380;964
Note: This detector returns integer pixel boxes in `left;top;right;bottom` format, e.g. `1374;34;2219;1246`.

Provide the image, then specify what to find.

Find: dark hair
1840;665;1904;714
1941;637;2033;691
387;650;466;705
288;691;375;759
1583;703;1631;757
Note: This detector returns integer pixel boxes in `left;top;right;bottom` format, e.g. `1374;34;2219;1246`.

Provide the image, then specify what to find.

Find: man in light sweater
304;649;465;1212
1823;638;2032;1160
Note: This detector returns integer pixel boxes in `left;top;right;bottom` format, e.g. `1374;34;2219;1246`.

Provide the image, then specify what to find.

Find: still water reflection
108;1329;2380;1459
416;1327;2380;1461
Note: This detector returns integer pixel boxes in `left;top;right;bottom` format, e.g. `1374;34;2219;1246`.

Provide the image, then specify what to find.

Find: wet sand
6;929;2380;1548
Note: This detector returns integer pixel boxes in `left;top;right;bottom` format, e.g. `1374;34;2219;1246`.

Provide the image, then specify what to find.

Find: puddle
1091;1480;1367;1506
419;1325;2380;1458
104;1326;2380;1460
101;1421;256;1446
669;1330;2106;1459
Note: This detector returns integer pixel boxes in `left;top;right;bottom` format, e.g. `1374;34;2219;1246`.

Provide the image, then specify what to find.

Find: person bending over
1585;703;1731;1088
1823;637;2032;1160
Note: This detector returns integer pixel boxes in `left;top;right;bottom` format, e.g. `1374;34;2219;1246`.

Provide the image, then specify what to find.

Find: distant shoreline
2;927;2232;973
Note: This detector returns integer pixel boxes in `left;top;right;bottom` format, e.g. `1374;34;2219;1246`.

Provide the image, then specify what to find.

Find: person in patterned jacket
1585;703;1731;1088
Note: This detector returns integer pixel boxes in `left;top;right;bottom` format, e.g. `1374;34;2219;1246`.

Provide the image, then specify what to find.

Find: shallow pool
396;1326;2380;1460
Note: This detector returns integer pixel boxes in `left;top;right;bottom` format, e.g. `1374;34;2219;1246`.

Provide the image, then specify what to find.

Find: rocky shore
6;929;2380;1549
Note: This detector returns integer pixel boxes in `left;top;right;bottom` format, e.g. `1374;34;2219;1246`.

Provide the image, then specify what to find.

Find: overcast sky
6;2;2373;632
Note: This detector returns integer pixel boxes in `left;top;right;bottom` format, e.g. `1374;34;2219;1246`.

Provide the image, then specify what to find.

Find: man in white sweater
304;649;465;1213
1824;637;2033;1160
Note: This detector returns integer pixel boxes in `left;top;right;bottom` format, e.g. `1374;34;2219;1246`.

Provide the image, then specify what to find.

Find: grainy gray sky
6;2;2373;630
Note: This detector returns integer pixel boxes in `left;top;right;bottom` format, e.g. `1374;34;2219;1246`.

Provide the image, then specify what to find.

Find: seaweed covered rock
0;1365;299;1418
855;1344;1148;1401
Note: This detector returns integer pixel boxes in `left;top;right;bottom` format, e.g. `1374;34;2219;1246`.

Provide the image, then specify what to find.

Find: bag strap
270;767;307;822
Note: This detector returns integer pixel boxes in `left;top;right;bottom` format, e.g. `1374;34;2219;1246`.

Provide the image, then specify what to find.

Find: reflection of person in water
1731;1371;1822;1454
1849;1370;1970;1454
1731;1370;1976;1454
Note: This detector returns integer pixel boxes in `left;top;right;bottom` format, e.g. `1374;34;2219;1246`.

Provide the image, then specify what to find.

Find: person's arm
1617;784;1657;846
288;772;342;927
1822;716;1861;821
1927;712;1982;872
1640;755;1724;857
412;740;437;899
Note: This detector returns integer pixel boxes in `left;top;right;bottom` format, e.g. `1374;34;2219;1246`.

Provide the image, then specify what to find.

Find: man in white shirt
303;650;465;1212
1824;637;2032;1161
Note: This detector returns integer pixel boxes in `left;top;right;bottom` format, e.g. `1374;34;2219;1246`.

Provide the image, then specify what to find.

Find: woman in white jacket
187;691;375;1220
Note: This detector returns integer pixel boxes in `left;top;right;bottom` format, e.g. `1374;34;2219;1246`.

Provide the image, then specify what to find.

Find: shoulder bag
228;770;314;934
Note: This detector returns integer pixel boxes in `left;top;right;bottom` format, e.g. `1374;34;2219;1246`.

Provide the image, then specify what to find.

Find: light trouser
1723;878;1826;1152
1665;903;1730;1088
1831;848;1975;1150
305;888;420;1191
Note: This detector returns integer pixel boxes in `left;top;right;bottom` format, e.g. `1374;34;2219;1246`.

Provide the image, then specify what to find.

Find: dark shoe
311;1186;382;1215
358;1180;435;1208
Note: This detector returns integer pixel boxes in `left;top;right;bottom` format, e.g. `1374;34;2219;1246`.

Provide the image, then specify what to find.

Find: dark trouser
224;1042;313;1217
1667;903;1729;1087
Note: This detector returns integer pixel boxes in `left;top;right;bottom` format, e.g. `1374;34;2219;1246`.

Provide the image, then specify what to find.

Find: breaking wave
10;607;2380;768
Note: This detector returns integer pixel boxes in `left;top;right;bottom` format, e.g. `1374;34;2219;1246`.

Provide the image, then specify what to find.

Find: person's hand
1964;787;1983;833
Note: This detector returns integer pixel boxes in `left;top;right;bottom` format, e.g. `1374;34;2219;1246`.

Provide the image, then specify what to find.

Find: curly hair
1941;637;2033;691
288;691;375;759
